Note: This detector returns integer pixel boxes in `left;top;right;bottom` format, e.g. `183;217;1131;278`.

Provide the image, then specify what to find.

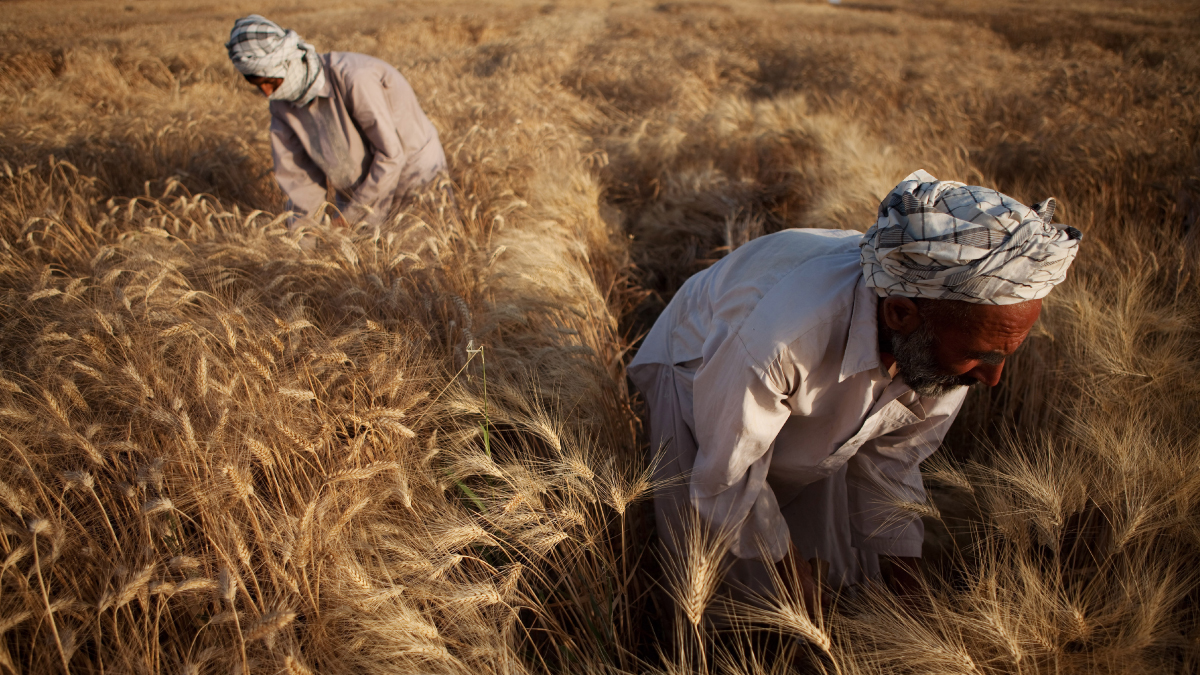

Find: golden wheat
0;0;1197;673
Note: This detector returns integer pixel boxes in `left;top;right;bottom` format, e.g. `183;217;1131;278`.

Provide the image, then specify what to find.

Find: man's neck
877;300;897;372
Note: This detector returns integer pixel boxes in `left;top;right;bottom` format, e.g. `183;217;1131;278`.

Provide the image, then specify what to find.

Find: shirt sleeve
845;389;967;557
269;113;327;217
341;69;409;224
690;333;794;562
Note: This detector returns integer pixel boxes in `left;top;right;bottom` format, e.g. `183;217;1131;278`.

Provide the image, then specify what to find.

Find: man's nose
971;362;1004;387
257;83;274;96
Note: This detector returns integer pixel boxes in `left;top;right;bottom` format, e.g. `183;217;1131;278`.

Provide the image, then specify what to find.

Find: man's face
887;298;1043;398
244;74;284;97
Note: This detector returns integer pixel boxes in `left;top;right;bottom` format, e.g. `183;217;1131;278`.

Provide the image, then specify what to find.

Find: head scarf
226;15;325;106
859;170;1082;305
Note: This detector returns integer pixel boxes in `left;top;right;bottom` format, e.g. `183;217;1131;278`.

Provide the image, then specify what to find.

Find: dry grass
1;0;1198;672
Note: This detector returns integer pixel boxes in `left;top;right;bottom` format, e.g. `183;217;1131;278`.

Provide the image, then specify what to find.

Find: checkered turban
859;170;1082;305
226;15;324;105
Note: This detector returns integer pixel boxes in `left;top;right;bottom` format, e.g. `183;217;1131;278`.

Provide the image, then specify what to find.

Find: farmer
629;170;1082;605
226;15;446;227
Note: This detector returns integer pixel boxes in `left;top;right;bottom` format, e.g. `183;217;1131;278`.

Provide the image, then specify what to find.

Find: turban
226;15;325;106
859;170;1082;305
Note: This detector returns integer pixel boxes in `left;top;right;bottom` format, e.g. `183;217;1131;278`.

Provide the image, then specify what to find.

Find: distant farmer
629;170;1082;606
226;15;446;227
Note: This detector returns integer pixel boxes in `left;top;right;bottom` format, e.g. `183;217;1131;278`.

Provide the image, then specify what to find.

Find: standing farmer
629;170;1082;607
226;15;446;227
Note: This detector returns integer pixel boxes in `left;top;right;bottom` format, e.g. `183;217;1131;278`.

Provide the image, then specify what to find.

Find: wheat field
1;0;1198;672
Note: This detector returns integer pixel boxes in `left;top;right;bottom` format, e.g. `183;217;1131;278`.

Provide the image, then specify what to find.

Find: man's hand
330;215;349;229
776;543;825;616
882;555;927;610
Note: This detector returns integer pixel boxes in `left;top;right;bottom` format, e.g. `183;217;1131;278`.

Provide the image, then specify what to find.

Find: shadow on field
6;135;278;207
1;43;280;208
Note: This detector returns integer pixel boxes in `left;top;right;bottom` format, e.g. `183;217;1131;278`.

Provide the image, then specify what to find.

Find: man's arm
269;113;328;218
342;67;409;224
689;335;794;563
777;542;825;613
881;555;922;597
845;391;967;578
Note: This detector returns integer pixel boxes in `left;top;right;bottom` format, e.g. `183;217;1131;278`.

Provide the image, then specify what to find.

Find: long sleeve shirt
268;52;445;225
628;228;966;562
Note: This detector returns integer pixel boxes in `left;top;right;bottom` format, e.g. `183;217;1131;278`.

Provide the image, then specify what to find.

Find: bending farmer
226;15;446;227
628;170;1082;605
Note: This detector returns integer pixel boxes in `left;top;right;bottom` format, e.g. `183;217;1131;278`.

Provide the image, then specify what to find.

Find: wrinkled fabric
629;229;966;588
226;15;325;105
860;169;1082;305
269;52;446;226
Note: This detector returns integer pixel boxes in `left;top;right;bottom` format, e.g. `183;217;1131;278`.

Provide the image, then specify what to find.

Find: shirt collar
838;278;884;382
313;69;332;99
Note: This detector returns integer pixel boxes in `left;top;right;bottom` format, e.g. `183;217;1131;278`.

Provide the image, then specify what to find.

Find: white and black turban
226;15;325;106
859;170;1082;305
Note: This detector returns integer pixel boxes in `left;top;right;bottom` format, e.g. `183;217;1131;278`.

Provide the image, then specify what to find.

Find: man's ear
881;296;923;336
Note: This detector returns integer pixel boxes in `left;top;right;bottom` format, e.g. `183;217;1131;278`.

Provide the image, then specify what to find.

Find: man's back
268;51;443;224
629;170;1079;603
631;227;864;372
228;15;447;226
630;226;966;585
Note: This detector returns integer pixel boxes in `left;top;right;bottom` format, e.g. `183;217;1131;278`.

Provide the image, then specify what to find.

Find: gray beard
890;322;977;398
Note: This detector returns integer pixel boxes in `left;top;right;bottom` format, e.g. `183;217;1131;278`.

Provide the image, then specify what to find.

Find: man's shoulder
325;52;402;84
268;99;295;120
706;228;862;289
724;228;861;267
731;230;867;366
636;228;865;368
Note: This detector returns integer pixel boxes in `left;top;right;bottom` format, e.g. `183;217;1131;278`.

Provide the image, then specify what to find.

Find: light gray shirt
269;52;445;225
629;228;967;561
